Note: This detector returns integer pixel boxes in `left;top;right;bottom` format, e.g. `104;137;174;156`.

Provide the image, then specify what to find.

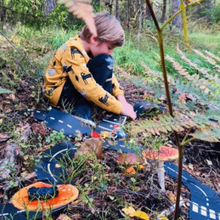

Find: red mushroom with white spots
142;146;178;191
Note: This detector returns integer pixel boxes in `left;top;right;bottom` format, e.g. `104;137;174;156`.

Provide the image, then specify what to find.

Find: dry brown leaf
178;93;187;104
74;138;103;159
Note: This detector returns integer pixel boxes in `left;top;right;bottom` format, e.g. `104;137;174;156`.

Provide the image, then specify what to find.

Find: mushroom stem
158;160;165;191
42;208;52;220
42;209;46;220
42;209;48;220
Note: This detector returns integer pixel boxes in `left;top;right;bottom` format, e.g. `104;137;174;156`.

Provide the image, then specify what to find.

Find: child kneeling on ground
43;12;136;126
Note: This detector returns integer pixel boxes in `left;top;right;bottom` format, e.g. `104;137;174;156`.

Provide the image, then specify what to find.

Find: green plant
0;87;13;94
203;4;220;23
45;129;67;145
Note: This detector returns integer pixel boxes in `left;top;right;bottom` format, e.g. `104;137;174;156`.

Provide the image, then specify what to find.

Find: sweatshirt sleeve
59;45;123;114
112;73;124;97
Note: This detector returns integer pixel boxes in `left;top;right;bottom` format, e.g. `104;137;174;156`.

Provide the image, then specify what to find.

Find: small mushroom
142;146;178;191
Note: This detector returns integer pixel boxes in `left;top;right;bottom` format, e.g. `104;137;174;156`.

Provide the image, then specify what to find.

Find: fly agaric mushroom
142;146;178;191
12;182;79;217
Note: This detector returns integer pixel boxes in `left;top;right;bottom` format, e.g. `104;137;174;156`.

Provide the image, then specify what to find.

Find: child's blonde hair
80;12;125;48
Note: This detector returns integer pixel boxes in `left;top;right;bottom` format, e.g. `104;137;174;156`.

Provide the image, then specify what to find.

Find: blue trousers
57;54;114;115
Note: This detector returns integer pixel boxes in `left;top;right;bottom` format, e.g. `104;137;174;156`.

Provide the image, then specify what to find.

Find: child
43;12;136;126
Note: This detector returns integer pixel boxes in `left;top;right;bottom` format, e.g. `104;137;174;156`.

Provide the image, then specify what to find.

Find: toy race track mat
0;203;65;220
165;162;220;220
34;108;92;137
95;114;127;133
34;141;77;184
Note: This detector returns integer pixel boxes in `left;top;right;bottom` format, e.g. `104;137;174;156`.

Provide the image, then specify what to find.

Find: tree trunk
44;0;56;15
172;0;182;30
115;0;120;21
137;0;142;42
206;0;213;9
0;0;5;21
145;0;152;20
110;0;114;14
127;0;131;32
161;0;167;23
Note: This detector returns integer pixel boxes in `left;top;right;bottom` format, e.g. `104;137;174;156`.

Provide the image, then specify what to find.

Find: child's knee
91;54;114;70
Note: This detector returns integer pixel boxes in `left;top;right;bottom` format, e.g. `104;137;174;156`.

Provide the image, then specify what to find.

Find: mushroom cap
117;153;144;165
142;145;178;161
12;182;79;211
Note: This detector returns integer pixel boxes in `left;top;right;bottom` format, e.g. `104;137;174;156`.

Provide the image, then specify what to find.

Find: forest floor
0;68;220;220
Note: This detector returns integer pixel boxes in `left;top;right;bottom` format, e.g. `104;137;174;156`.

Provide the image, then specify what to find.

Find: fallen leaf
206;159;212;166
0;133;12;143
74;138;103;160
125;167;136;174
133;210;149;220
188;163;194;170
168;191;175;202
122;206;136;216
8;93;16;101
139;165;144;170
122;206;149;220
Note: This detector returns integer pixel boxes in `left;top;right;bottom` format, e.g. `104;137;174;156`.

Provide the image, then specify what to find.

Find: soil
0;71;220;220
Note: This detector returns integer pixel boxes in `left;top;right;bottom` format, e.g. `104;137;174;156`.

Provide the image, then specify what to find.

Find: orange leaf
125;167;136;174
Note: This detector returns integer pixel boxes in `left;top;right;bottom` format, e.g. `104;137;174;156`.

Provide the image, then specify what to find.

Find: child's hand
117;94;136;120
120;102;136;120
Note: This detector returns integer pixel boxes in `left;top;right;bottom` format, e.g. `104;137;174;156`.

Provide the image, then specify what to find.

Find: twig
113;189;147;198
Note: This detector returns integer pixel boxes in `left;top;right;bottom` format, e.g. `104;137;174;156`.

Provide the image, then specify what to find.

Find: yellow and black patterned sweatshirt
44;36;124;114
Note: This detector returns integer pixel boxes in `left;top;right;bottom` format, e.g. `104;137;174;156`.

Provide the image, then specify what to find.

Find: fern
203;50;220;62
125;74;165;100
191;126;220;142
193;49;220;72
166;54;213;95
140;62;175;85
176;45;220;83
130;111;220;142
0;87;13;94
130;112;200;136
